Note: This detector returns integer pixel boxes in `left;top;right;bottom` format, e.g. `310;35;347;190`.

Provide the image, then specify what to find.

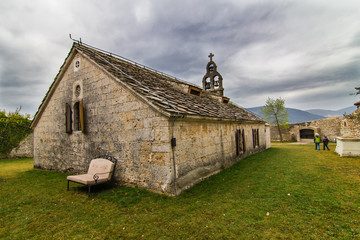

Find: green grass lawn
1;144;360;239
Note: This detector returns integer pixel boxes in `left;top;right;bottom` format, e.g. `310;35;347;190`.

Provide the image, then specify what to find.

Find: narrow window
235;130;240;156
252;129;259;148
252;129;256;148
73;100;85;132
65;103;72;133
235;129;245;155
242;130;246;151
79;100;85;132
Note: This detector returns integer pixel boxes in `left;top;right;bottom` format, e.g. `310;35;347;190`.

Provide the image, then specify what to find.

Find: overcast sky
1;0;360;117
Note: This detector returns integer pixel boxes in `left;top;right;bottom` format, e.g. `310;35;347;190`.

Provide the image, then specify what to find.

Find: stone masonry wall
173;119;266;193
309;117;342;141
271;117;342;142
341;109;360;137
33;52;173;194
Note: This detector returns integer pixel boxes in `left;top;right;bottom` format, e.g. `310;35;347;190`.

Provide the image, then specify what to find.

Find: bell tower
202;53;224;97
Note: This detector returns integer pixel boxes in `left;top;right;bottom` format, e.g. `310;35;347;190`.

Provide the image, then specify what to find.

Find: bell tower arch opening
202;53;224;97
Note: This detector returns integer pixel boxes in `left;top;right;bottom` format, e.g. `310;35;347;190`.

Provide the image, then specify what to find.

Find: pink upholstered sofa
67;156;117;195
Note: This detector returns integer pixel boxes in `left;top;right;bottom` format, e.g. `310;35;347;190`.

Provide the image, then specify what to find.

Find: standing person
314;133;321;150
323;136;330;150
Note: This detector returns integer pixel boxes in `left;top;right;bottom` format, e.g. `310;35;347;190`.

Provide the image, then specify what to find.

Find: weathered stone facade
33;52;173;192
31;43;269;195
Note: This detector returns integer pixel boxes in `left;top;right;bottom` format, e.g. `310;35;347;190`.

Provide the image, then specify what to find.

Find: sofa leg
67;180;69;191
88;185;91;197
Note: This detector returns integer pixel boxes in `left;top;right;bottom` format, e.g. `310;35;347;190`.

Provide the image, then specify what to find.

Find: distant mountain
306;106;357;118
247;107;326;123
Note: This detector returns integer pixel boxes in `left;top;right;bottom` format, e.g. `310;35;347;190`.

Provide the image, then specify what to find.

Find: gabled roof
31;43;264;128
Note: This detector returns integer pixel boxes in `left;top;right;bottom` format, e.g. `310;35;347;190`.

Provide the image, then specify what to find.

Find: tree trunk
275;114;283;142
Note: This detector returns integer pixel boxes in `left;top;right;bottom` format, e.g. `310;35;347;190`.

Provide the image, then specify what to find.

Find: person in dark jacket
323;136;330;150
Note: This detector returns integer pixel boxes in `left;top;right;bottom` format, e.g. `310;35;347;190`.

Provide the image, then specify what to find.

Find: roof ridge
73;42;199;88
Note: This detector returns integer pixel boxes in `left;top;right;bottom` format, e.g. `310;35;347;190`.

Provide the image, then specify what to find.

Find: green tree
0;108;32;157
260;97;289;142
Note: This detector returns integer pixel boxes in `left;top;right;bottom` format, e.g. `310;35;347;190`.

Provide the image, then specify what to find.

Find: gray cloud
1;0;359;116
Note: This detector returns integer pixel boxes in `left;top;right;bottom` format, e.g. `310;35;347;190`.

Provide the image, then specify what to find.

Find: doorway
300;129;314;141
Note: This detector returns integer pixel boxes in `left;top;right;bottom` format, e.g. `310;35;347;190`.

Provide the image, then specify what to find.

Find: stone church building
31;42;270;195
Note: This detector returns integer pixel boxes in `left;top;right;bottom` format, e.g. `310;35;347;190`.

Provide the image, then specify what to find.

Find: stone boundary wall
271;117;342;142
9;133;34;158
341;109;360;137
308;117;342;142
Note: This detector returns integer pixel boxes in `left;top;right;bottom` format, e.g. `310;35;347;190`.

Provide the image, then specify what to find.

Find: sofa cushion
87;158;115;181
67;173;110;185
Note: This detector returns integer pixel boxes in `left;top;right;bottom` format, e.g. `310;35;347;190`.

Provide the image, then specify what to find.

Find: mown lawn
1;144;359;239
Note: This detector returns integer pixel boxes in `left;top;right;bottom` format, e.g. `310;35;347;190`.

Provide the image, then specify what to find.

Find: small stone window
75;85;81;97
222;97;229;104
73;81;83;99
74;58;80;71
188;86;202;97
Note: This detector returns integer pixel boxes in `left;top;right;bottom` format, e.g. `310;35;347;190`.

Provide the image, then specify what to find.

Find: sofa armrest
93;172;112;183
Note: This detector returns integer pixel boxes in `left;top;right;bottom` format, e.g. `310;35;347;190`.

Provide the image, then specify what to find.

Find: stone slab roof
31;43;265;127
75;43;264;123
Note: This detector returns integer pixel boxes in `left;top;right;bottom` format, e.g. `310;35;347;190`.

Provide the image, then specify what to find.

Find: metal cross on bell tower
208;53;214;62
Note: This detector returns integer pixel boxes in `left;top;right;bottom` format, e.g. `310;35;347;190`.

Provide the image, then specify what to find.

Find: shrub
0;108;32;157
